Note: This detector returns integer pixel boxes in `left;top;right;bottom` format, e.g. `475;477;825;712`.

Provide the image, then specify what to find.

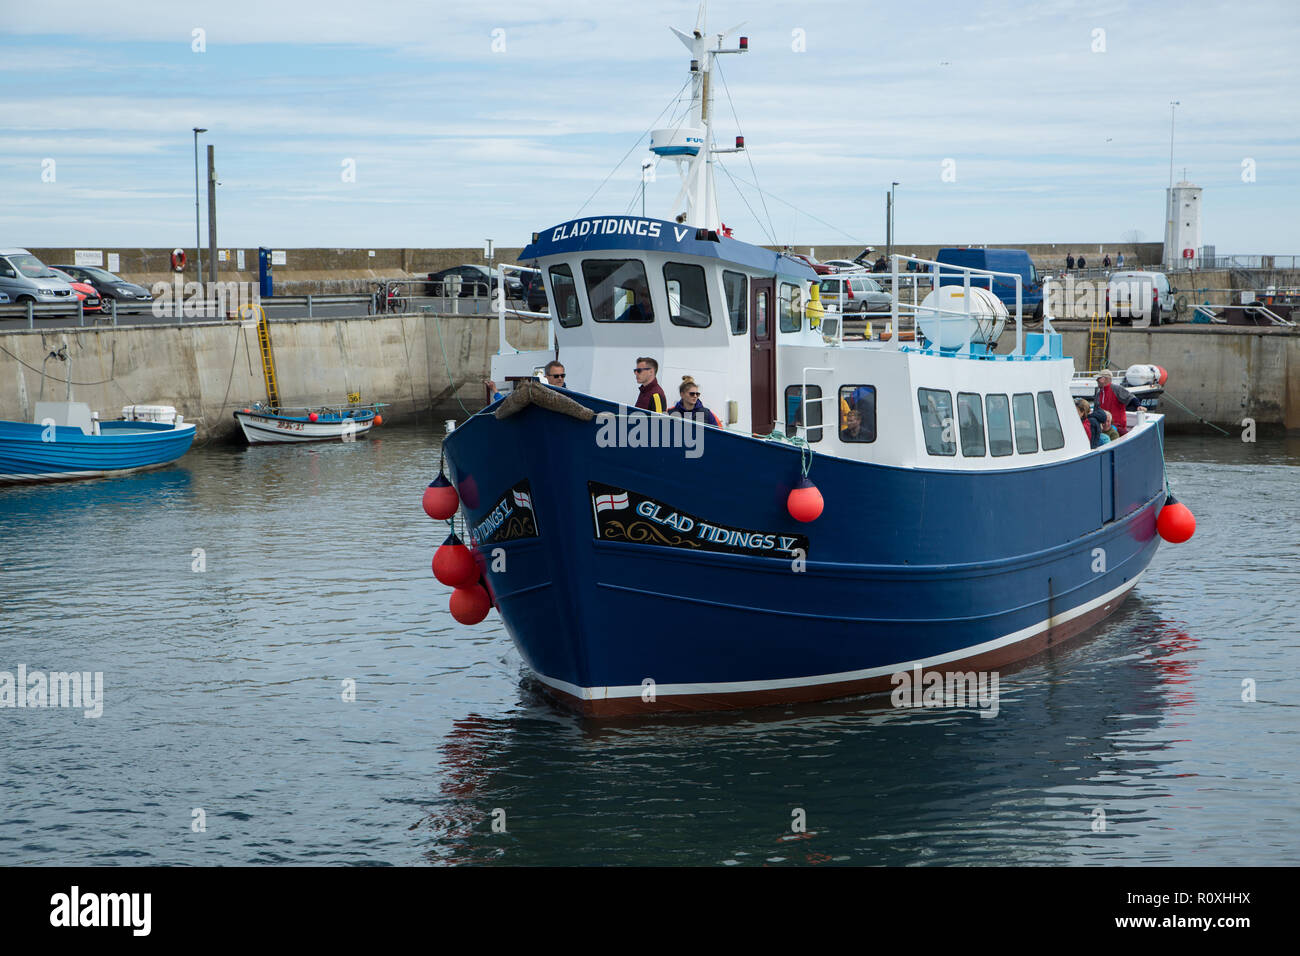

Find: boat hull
442;395;1166;716
234;410;375;444
0;420;196;485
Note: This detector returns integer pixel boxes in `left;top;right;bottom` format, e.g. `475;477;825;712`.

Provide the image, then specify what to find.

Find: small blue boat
0;402;196;484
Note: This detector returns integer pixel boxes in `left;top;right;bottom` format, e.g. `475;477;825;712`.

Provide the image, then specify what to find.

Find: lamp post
886;181;899;261
192;127;206;291
1167;102;1179;189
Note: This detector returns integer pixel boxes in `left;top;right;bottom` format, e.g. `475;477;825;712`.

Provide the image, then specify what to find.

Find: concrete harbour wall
0;314;549;442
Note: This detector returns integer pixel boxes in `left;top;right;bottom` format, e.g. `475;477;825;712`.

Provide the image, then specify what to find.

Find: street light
887;182;899;261
1167;102;1179;188
192;127;207;291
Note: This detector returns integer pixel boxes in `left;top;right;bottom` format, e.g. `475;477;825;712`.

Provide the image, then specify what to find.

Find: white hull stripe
531;572;1143;702
237;416;373;443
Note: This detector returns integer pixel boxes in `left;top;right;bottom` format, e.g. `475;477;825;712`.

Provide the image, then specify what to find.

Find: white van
1107;271;1175;326
0;248;78;305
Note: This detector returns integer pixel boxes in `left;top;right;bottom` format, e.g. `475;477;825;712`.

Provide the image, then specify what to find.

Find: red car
785;252;833;275
50;268;103;312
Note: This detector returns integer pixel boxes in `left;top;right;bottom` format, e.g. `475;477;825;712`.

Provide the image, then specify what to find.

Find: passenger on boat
1076;398;1108;448
840;408;867;442
668;376;722;427
543;361;567;387
1093;372;1131;436
634;357;667;413
839;386;877;442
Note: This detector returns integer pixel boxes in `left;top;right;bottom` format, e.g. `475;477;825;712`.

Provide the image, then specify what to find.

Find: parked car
822;259;869;273
935;248;1044;320
51;264;154;306
819;275;893;314
519;269;549;312
0;248;78;305
785;253;834;275
1106;271;1175;326
426;264;524;299
48;268;103;312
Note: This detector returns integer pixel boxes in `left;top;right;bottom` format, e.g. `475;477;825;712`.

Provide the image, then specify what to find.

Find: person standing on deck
668;376;722;427
634;357;667;412
1093;372;1131;436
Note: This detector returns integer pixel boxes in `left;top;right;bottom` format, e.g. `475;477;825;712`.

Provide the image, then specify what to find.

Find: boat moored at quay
426;6;1194;716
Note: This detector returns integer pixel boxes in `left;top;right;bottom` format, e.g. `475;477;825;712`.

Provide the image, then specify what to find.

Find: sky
2;0;1297;254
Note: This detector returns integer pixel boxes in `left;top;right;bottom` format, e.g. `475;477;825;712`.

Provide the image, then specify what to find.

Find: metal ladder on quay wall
1086;311;1111;373
256;311;281;409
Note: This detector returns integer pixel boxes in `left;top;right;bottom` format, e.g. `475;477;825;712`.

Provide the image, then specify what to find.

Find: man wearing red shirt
634;357;667;413
1094;372;1131;436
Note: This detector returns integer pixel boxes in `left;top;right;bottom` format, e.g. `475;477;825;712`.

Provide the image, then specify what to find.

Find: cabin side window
784;385;823;443
985;394;1013;457
723;270;747;335
918;388;955;456
779;282;802;332
582;259;654;322
1012;392;1038;454
1037;391;1065;450
548;264;582;328
838;385;877;443
663;262;711;328
956;392;986;457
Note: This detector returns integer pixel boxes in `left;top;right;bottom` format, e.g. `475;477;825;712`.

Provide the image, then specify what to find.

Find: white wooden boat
232;403;383;444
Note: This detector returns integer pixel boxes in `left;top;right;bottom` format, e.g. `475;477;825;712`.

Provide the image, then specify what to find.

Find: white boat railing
494;262;553;356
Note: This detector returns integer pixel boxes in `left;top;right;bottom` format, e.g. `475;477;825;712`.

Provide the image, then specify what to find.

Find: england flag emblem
594;491;630;513
512;489;533;511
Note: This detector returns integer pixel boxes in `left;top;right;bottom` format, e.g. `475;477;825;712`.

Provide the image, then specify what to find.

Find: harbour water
1;425;1296;866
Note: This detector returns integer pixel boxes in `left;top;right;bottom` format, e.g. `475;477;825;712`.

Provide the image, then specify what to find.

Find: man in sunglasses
483;360;567;403
543;361;566;387
633;356;666;413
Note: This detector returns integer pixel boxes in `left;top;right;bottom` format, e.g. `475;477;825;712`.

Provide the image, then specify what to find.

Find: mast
650;1;747;230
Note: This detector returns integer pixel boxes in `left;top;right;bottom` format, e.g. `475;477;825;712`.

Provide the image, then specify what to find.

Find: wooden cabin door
750;278;775;434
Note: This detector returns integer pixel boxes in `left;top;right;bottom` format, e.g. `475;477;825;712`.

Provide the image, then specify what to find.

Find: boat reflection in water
416;601;1199;866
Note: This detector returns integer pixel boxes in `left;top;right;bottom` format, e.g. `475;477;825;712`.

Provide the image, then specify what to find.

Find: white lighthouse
1163;180;1202;270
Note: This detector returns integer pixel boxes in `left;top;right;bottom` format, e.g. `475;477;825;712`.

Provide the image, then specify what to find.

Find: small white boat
232;403;384;444
1070;364;1167;410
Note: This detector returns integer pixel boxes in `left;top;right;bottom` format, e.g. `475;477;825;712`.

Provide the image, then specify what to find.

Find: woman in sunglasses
667;376;722;428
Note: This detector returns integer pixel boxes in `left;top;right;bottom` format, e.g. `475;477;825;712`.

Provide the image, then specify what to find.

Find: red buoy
308;412;319;423
433;533;479;588
422;472;460;520
373;414;383;426
449;583;491;625
787;476;824;523
1155;365;1168;386
1157;495;1196;543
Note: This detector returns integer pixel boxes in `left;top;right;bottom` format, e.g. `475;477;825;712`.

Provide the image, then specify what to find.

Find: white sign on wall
218;249;228;262
106;253;120;272
369;250;376;257
271;250;287;266
74;250;103;267
237;249;246;270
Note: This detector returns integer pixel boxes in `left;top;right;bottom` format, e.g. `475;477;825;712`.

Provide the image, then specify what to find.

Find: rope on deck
493;380;595;422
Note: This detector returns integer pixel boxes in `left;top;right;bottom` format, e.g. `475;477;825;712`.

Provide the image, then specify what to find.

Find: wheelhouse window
985;393;1013;457
918;388;955;456
582;259;654;322
779;282;802;332
1012;392;1038;454
548;264;581;328
663;262;711;328
956;392;986;457
785;385;823;443
1036;391;1065;450
839;385;877;443
723;270;747;335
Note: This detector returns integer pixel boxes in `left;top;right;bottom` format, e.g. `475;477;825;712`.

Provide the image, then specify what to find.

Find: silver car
0;248;78;305
819;275;892;314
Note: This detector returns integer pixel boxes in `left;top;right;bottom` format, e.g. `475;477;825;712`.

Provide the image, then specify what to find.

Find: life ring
171;249;187;272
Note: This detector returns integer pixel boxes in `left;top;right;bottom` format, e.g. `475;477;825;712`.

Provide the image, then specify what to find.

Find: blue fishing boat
427;6;1192;716
0;402;196;484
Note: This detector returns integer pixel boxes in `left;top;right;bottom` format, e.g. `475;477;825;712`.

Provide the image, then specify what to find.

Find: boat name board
551;217;666;243
588;481;809;558
471;480;539;544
